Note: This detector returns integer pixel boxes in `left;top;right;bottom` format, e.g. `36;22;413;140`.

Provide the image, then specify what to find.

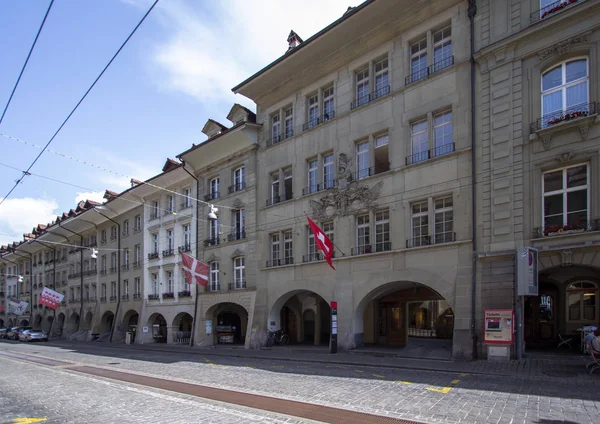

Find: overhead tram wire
0;0;55;128
0;0;161;207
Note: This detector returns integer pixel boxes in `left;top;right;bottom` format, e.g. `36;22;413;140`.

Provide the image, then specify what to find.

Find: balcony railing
162;292;174;299
227;230;246;242
228;182;246;194
350;167;374;181
164;209;176;216
204;191;220;202
405;143;455;166
532;218;600;238
267;130;294;148
530;101;596;133
122;230;129;237
148;252;159;260
178;290;191;298
229;280;246;290
406;232;456;248
100;270;107;276
266;192;293;206
133;293;141;300
266;257;294;268
302;180;336;196
429;56;454;75
109;267;117;274
180;201;192;210
351;242;392;256
351;85;391;110
302;111;336;131
122;264;130;271
100;297;107;303
122;294;130;301
84;269;97;277
110;296;117;302
162;249;175;258
100;239;107;245
133;261;141;268
204;237;220;247
178;244;192;253
531;0;586;24
302;252;336;263
208;283;220;292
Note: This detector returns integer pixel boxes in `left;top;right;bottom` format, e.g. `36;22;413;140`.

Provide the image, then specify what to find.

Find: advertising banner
8;300;29;316
39;287;64;310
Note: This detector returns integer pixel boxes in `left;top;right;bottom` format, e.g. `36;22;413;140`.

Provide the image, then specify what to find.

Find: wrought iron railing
228;182;246;194
302;251;336;263
100;297;107;303
532;218;600;238
208;283;220;292
148;252;159;260
178;244;192;253
266;193;293;206
405;67;429;85
302;180;336;196
302;111;336;131
180;201;192;210
351;242;391;256
227;230;246;242
530;101;596;133
122;264;130;271
148;294;159;300
133;293;141;300
162;249;175;258
178;290;191;298
266;257;294;268
229;280;246;290
530;0;586;24
350;167;374;181
405;143;455;165
351;85;391;110
110;296;117;302
406;231;456;248
109;267;117;274
122;294;129;301
162;292;174;299
266;130;294;148
429;56;454;75
204;191;219;202
204;237;220;247
173;331;191;344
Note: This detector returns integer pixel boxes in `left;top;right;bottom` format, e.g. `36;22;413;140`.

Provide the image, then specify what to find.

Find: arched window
566;281;597;322
541;58;588;127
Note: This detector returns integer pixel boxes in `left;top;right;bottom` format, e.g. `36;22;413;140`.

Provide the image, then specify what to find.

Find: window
374;58;389;97
356;215;371;254
124;280;129;296
434;197;454;243
284;231;293;265
284;168;293;200
356;68;369;106
123;220;130;235
284;107;293;138
210;177;219;200
209;218;220;242
271;114;281;142
323;153;334;189
166;271;173;293
151;201;159;219
541;58;589;127
111;281;117;297
233;167;245;191
110;225;117;241
375;210;390;252
308;94;319;128
135;244;141;266
166;195;174;214
567;281;598;322
182;187;192;208
134;215;142;232
110;252;117;272
233;209;245;238
134;277;141;295
270;233;280;264
356;141;370;179
307;226;317;261
323;86;334;120
270;172;280;203
152;273;158;295
410;38;427;81
410;120;429;164
307;159;318;194
152;233;159;253
183;224;191;248
433;111;453;155
209;262;219;291
101;255;107;273
543;164;588;232
101;229;107;244
374;134;390;174
411;201;429;247
166;229;174;251
234;257;245;288
124;249;130;268
432;26;452;72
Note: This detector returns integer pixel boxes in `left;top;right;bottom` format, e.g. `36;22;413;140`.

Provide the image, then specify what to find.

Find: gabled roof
226;103;257;125
202;119;228;138
162;158;182;173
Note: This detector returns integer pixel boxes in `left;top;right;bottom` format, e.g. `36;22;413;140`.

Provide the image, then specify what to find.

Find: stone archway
172;312;193;344
81;311;93;331
98;311;114;335
121;309;139;344
44;315;54;334
146;313;167;343
33;314;43;330
55;313;65;337
205;303;248;346
65;312;79;336
19;319;29;326
354;281;454;359
268;291;331;346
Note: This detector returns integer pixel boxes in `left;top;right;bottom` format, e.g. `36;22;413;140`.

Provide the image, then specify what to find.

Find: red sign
39;287;64;310
331;301;337;309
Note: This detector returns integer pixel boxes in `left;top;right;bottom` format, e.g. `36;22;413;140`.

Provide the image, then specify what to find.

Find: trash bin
125;331;132;345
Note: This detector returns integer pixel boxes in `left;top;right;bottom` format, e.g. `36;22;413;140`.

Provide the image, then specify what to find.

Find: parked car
6;326;32;341
0;328;8;339
19;330;48;342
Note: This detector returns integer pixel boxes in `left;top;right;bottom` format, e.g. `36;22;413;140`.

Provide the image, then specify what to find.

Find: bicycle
266;329;289;347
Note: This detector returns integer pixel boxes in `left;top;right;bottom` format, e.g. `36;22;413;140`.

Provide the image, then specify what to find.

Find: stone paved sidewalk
46;339;597;380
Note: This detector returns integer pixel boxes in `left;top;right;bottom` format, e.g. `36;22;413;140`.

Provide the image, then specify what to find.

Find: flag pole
303;211;346;257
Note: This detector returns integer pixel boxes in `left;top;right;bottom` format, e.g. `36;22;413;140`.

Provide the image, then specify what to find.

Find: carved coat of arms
309;153;383;220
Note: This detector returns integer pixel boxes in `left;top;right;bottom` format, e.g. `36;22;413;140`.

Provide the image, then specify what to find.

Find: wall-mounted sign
206;320;212;335
142;326;149;333
484;309;514;345
516;247;538;296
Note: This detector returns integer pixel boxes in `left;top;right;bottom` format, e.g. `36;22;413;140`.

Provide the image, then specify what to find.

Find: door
282;306;298;343
386;303;407;346
524;286;557;346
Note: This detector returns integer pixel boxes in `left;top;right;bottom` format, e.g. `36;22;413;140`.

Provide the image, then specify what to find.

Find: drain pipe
468;0;478;360
180;160;200;347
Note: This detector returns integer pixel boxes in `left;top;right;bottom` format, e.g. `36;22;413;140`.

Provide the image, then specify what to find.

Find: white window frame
209;218;220;241
323;153;334;189
270;233;280;263
356;141;370;179
123;220;130;235
434;196;454;244
323;86;334;120
272;114;281;141
411;201;429;246
167;229;174;251
432;26;452;71
209;262;219;292
234;257;245;288
151;273;158;295
167;195;174;213
566;281;598;322
166;270;173;293
124;249;130;267
410;120;429;163
356;68;370;106
151;201;159;219
134;215;141;232
184;224;191;247
270;172;280;202
134;277;141;295
284;231;293;264
542;163;589;232
433;110;453;155
135;244;141;265
234;209;245;234
284;107;294;138
182;187;192;208
374;57;389;96
210;177;219;199
410;38;428;79
375;209;390;252
307;159;318;194
356;214;371;254
152;233;159;254
124;279;129;296
234;167;245;191
308;93;319;128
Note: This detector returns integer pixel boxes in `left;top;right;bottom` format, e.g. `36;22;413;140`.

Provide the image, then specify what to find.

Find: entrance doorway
525;284;558;347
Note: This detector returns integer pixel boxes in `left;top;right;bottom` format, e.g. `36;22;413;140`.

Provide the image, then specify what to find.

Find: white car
19;330;48;342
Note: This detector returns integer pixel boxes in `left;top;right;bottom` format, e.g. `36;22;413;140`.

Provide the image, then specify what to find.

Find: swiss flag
181;252;209;287
307;216;335;270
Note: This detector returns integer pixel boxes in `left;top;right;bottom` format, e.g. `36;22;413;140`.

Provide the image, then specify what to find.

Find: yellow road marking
395;380;411;385
13;419;48;424
450;379;460;385
425;387;452;394
354;370;364;373
271;365;285;368
372;374;385;378
202;358;218;369
459;373;467;376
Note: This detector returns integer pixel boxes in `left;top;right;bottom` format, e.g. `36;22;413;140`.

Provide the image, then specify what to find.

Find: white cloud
75;191;106;204
145;0;358;106
0;197;59;246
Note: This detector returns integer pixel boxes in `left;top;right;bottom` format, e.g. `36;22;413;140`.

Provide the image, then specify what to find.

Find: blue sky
0;0;359;246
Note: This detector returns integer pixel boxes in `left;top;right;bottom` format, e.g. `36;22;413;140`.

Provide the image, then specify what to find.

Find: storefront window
566;281;597;322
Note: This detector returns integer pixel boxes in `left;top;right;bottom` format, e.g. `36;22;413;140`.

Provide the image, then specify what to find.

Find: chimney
287;30;303;52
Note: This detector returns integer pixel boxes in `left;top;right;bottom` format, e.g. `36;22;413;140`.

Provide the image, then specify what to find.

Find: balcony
109;267;117;274
531;0;587;24
227;230;246;242
100;270;107;276
148;252;159;260
84;269;97;277
229;280;246;290
406;232;456;248
162;249;175;258
302;180;336;196
204;237;220;247
180;201;193;210
532;219;600;239
133;293;141;300
266;130;294;148
90;295;97;302
302;252;336;263
266;192;293;207
150;213;159;220
178;244;192;253
266;258;294;268
405;143;455;166
122;294;130;301
122;264;130;271
204;191;220;202
351;85;391;110
350;167;374;181
134;226;141;233
405;56;455;86
110;296;117;302
164;209;176;216
228;182;246;194
302;111;336;131
162;292;174;299
178;290;191;298
351;242;392;256
530;101;596;133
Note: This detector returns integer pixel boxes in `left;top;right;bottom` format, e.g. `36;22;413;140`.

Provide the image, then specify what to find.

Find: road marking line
425;387;452;394
450;379;460;385
372;374;385;378
271;365;285;368
395;380;411;385
13;419;48;424
354;370;364;373
459;373;467;376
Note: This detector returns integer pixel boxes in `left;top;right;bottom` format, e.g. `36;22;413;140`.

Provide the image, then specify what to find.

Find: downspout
58;221;85;333
181;160;200;347
468;0;478;360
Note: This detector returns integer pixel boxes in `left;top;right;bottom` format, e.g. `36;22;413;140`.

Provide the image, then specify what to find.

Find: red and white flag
181;252;209;287
307;216;335;270
39;287;63;310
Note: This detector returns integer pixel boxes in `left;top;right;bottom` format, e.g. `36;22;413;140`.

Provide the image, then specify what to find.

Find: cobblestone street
1;341;600;423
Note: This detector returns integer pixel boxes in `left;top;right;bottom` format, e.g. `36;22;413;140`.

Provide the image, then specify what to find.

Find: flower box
541;0;579;20
543;223;586;237
148;294;159;300
162;292;175;299
546;109;588;126
178;290;191;298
